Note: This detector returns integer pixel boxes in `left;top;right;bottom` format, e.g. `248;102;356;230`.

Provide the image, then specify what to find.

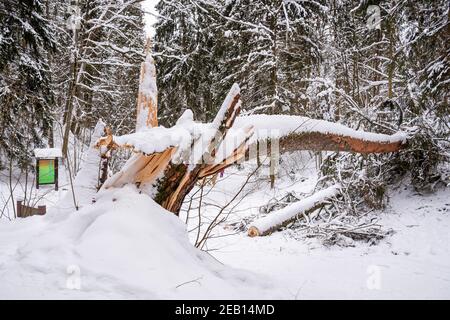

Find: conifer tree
0;0;56;165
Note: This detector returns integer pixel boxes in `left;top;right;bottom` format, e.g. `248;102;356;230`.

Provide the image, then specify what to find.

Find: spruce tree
0;0;56;165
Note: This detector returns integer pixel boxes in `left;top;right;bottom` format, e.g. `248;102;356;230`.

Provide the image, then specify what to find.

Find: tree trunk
153;85;242;215
248;184;340;237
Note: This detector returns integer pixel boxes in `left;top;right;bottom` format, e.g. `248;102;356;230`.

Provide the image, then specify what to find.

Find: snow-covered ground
0;185;285;299
203;175;450;299
0;150;449;299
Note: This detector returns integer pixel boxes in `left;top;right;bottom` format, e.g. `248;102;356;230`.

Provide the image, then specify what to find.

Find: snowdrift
0;186;285;299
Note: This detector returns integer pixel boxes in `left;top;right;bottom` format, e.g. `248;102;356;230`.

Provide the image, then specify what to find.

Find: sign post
34;148;62;191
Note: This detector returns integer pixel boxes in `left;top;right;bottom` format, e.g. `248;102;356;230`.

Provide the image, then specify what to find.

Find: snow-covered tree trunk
136;39;158;130
153;84;244;214
97;80;406;215
248;184;341;237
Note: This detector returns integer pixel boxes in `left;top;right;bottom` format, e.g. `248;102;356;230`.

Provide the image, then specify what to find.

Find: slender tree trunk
8;157;16;219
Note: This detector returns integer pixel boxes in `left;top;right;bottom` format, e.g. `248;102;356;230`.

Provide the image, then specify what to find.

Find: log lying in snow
247;184;341;237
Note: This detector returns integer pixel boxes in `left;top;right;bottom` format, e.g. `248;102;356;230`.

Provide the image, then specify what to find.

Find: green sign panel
38;159;55;184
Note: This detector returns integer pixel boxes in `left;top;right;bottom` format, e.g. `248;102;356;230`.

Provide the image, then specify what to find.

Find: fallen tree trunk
232;115;407;159
277;132;404;154
247;184;341;237
95;50;407;216
155;84;244;214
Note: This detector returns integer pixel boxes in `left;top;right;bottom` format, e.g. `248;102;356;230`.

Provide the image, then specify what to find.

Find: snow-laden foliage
55;0;146;154
1;0;146;168
0;0;56;165
317;0;449;212
154;0;449;214
154;0;327;125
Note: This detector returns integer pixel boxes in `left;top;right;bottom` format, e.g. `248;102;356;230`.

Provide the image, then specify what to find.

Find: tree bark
268;131;404;156
153;84;242;215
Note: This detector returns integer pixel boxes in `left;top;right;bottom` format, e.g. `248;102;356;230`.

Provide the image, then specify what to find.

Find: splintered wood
136;38;158;130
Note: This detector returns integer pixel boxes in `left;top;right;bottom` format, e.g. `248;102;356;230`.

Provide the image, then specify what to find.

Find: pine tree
154;0;327;123
0;0;56;165
154;0;221;126
221;0;326;115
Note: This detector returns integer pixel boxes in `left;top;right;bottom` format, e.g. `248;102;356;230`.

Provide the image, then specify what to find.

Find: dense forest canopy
1;0;145;166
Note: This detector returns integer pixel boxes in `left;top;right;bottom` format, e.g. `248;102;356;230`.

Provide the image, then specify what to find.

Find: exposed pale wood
95;127;118;151
136;38;158;130
102;154;153;189
198;125;254;179
155;84;243;215
137;89;158;128
135;147;175;184
208;85;241;157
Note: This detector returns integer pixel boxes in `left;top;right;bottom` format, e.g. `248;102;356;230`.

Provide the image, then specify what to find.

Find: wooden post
269;156;275;189
54;158;59;191
35;159;39;189
16;200;22;218
37;205;46;215
16;200;46;218
136;38;158;130
256;141;261;167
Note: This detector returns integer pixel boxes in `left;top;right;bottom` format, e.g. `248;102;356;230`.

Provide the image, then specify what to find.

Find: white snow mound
0;186;285;299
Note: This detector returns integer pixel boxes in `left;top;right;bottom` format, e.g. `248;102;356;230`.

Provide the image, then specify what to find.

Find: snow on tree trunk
248;184;341;237
136;40;158;131
155;84;244;214
96;106;406;215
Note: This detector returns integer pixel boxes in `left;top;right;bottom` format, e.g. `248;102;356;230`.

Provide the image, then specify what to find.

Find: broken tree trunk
247;184;341;237
96;57;407;216
232;115;407;159
136;38;158;130
276;132;404;154
155;84;245;214
97;40;166;190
